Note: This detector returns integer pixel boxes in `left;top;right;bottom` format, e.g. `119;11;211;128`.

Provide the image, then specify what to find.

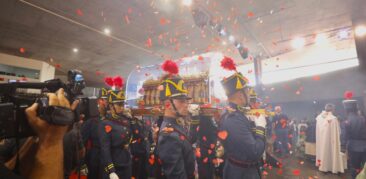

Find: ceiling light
315;33;328;45
73;48;79;53
228;35;235;42
338;30;348;39
355;25;366;37
103;28;111;35
291;37;305;49
182;0;192;6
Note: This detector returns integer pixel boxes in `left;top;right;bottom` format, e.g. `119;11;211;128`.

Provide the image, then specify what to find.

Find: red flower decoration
161;60;179;75
104;77;113;87
113;76;124;89
220;56;237;71
198;56;204;61
202;136;207;142
344;91;353;99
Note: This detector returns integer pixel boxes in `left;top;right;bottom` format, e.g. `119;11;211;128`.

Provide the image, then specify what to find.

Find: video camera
0;70;85;139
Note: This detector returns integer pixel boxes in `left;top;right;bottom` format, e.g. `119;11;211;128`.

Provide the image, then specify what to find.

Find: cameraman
1;88;79;179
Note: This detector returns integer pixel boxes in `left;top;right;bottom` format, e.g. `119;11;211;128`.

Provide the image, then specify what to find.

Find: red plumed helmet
104;76;113;87
161;60;179;75
113;76;124;89
221;56;237;71
344;91;353;99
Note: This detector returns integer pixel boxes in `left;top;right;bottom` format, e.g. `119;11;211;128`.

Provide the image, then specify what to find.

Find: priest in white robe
315;103;346;173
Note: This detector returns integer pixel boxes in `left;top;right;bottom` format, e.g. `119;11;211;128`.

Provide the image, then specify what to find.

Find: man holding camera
1;88;79;179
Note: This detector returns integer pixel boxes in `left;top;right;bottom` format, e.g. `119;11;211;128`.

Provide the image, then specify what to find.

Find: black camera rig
0;70;85;139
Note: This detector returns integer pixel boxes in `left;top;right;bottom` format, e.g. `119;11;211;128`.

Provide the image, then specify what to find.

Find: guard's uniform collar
228;102;249;113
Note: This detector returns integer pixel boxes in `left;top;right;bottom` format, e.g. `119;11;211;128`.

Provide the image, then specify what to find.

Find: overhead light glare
315;33;328;45
291;37;305;49
355;25;366;37
182;0;192;6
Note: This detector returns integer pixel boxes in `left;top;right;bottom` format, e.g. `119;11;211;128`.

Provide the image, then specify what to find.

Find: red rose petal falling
247;11;254;18
220;56;237;71
124;15;130;24
19;48;25;53
277;169;283;175
146;37;152;48
203;157;208;163
217;130;228;140
292;169;301;176
312;75;320;81
55;64;61;69
76;9;83;16
195;148;201;158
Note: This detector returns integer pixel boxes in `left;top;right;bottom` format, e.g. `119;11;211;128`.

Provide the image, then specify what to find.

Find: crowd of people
1;58;366;179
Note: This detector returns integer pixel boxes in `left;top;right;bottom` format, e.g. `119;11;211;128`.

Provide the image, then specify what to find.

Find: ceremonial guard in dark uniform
81;88;109;179
218;57;266;179
157;60;195;179
99;76;132;179
188;105;218;179
130;114;150;179
272;106;290;157
343;99;366;178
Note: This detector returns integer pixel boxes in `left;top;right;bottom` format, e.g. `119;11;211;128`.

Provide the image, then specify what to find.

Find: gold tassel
165;84;171;97
236;78;243;89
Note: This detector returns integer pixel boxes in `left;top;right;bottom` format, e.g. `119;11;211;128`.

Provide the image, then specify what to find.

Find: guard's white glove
109;172;119;179
254;114;267;128
188;104;200;116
